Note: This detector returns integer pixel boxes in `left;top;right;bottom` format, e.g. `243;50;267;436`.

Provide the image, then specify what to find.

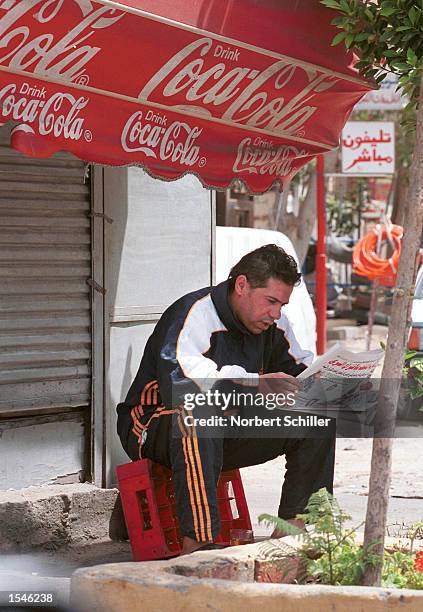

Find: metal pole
316;154;327;355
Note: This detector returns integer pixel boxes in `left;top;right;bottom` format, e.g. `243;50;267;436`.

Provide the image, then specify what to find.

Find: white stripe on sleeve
276;313;314;367
176;295;259;389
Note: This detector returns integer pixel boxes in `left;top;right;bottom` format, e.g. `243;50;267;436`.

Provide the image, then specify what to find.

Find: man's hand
258;372;300;395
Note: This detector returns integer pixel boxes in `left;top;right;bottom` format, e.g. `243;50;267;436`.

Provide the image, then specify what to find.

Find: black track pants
126;413;336;542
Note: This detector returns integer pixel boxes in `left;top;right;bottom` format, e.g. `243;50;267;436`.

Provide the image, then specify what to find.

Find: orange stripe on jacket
140;379;157;405
146;382;160;406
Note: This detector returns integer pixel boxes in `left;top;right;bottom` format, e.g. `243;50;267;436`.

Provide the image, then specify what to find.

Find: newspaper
297;342;384;380
294;342;384;411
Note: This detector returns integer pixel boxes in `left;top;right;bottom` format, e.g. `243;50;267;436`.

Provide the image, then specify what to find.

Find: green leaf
332;15;350;26
408;6;419;25
332;31;348;46
365;8;375;21
410;357;423;369
380;6;397;17
403;100;416;113
391;62;412;71
321;0;341;8
257;513;305;537
407;47;418;65
380;29;394;42
345;33;355;48
354;32;372;42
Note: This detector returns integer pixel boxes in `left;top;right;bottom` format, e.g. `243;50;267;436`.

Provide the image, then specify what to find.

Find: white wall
0;416;85;489
103;168;214;486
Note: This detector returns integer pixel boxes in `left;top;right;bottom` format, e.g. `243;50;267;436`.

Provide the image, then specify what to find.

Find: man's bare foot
271;518;305;538
181;536;213;555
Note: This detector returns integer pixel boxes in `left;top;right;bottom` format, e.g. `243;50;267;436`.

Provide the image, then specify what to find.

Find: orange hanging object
352;224;403;287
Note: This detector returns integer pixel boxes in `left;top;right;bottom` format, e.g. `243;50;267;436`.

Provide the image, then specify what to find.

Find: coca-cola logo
121;110;204;167
139;37;338;138
233;137;306;177
0;82;90;141
0;0;124;82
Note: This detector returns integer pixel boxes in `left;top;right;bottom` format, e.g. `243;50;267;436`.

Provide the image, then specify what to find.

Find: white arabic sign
354;74;406;111
341;122;395;175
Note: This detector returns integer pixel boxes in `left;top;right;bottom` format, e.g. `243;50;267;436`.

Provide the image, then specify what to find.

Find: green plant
326;192;361;236
258;488;423;587
383;550;423;589
403;350;423;401
320;0;423;131
380;341;423;405
259;488;380;585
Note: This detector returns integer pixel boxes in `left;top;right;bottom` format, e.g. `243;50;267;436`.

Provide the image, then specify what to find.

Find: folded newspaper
294;342;384;411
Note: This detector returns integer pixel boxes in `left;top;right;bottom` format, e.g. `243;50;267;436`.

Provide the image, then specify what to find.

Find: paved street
242;434;423;538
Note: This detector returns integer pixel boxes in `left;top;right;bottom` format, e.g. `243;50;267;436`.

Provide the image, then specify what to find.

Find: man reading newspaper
117;245;336;554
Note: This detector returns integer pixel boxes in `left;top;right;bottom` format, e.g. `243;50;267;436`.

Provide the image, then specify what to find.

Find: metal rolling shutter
0;125;92;415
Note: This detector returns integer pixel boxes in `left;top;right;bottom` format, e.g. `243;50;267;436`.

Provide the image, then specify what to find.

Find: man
117;244;335;554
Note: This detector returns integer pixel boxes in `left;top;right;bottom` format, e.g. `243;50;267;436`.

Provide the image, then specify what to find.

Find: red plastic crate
117;459;252;561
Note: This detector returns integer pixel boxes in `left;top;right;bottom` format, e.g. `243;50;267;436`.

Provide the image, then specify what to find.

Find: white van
215;226;317;358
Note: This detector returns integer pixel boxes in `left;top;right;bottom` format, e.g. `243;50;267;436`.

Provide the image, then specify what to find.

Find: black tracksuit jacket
117;280;312;452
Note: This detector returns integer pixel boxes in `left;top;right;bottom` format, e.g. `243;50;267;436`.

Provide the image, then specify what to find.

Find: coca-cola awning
0;0;373;193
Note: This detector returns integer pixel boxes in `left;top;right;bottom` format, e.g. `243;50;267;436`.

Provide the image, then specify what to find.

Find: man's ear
234;275;249;296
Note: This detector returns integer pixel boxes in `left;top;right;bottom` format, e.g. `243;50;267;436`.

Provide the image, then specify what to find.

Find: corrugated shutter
0;124;92;414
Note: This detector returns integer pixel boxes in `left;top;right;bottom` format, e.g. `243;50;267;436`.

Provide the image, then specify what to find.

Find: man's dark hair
227;244;301;291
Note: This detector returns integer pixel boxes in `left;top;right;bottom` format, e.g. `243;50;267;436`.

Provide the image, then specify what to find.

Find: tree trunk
391;164;409;227
296;170;317;265
295;148;338;265
275;149;338;267
295;172;317;265
276;169;316;267
362;74;423;586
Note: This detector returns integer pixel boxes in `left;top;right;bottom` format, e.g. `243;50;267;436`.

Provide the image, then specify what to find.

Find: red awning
0;0;373;193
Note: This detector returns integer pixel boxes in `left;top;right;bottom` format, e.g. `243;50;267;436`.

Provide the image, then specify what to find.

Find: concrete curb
0;484;126;551
70;542;423;612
